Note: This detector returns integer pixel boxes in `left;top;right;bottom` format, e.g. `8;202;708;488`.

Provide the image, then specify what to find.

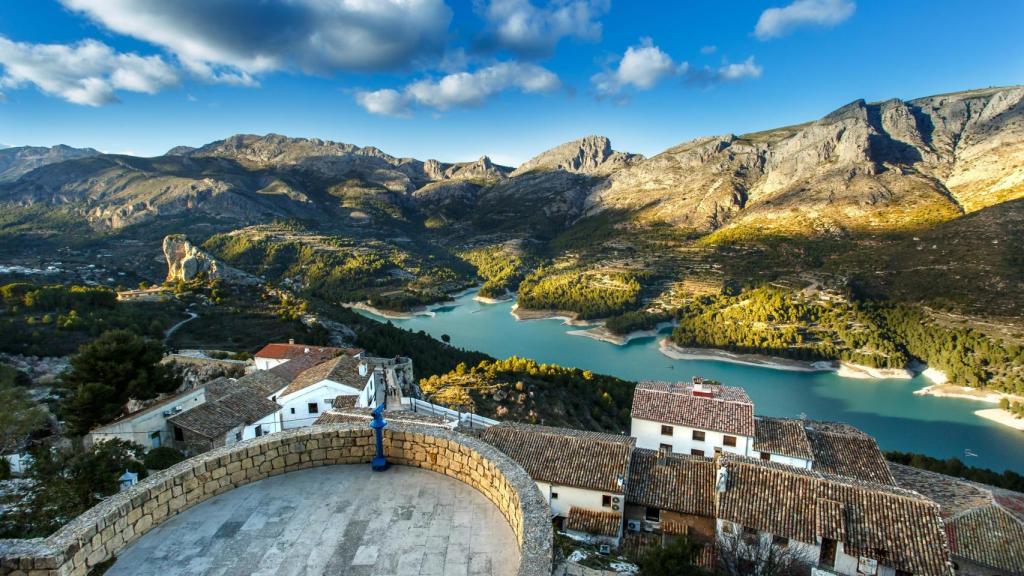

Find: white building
630;379;755;458
480;423;634;546
252;341;360;371
274;355;379;429
167;385;282;454
87;386;208;449
750;416;814;469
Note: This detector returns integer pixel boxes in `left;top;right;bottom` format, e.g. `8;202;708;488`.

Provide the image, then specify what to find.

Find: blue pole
370;403;389;471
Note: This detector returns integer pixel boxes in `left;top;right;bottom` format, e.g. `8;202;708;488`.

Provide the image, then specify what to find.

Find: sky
0;0;1022;165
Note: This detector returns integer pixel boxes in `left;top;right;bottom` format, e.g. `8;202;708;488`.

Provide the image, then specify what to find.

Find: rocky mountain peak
163;235;256;284
511;135;642;177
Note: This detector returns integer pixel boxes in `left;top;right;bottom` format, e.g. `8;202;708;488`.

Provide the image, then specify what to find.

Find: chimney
288;338;295;345
715;465;729;493
657;446;669;466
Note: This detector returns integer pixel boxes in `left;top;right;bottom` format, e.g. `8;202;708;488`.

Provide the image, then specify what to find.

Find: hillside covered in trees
418;357;635;432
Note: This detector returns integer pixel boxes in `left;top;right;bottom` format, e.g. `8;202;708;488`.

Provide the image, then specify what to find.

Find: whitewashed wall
278;381;364;429
254;357;288;371
750;450;813;469
632;417;751;457
534;481;624;518
89;388;207;449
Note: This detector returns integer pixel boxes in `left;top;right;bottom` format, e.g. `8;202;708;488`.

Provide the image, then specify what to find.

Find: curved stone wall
0;423;552;576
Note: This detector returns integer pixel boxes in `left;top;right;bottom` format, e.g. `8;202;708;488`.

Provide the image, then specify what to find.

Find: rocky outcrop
163;235;256;284
512;135;642;177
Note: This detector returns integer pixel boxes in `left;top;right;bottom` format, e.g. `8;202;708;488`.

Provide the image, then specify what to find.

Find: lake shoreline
975;409;1024;431
657;339;834;373
509;304;594;326
567;322;676;345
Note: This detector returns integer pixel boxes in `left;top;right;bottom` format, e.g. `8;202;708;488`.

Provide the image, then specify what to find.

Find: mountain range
1;85;1021;324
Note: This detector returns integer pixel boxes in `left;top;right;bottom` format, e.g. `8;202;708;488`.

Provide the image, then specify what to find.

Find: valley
1;84;1022;439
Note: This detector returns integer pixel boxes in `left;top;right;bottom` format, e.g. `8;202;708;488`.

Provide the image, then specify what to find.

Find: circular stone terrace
108;465;519;576
0;423;551;576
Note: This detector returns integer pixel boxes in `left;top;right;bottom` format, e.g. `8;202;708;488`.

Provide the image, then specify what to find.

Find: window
690;448;705;457
714;447;723;455
290;407;295;414
742;526;759;545
234;431;242;442
820;538;837;568
645;507;660;522
173;426;184;441
551;492;558;500
760;452;771;461
723;435;737;447
602;495;612;508
660;424;674;436
692;430;705;442
307;402;319;414
772;535;789;548
659;443;673;453
255;425;263;438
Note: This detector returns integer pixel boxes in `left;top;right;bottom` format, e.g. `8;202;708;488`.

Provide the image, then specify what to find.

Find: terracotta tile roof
716;455;952;576
890;462;1024;574
803;420;895;485
268;355;324;384
480;423;634;493
168;387;280;440
332;395;359;409
626;448;716;516
314;408;450;427
565;507;621;537
753;417;813;460
889;463;995;518
253;342;352;361
281;355;367;397
234;371;288;397
631;381;754;437
947;504;1024;574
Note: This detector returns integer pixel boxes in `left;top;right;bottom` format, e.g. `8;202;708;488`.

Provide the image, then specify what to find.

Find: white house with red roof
630;378;755;458
252;340;361;371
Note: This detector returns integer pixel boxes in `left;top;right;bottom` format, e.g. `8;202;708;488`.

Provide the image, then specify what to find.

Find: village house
631;378;755;458
275;355;379;429
714;454;951;576
624;447;717;546
480;423;634;546
252;340;361;371
890;462;1024;576
167;384;281;454
87;386;208;448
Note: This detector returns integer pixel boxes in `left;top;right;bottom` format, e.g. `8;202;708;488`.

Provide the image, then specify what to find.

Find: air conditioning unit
612;496;621;504
627;520;642;533
173;406;183;412
612;504;620;511
162;410;172;417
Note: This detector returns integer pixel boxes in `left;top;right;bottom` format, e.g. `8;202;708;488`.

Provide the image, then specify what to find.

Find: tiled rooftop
803;420;895;485
480;423;634;493
626;448;716;517
281;355;367;397
167;387;279;439
947;504;1024;574
253;342;352;361
315;408;451;427
716;455;951;576
753;416;814;460
631;381;754;437
565;507;621;537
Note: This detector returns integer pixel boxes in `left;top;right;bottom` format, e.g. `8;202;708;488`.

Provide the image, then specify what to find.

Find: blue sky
0;0;1022;165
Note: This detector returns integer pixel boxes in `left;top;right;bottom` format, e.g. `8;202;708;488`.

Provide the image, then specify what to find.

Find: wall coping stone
0;422;552;576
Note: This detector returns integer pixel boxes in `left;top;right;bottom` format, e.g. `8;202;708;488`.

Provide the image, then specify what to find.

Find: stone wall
0;423;552;576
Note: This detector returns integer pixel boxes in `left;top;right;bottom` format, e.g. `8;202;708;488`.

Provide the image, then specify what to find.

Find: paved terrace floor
109;465;520;576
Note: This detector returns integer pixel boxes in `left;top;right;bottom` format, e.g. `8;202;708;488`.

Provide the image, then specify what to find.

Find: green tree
636;537;705;576
60;330;180;435
143;446;186;470
0;380;48;454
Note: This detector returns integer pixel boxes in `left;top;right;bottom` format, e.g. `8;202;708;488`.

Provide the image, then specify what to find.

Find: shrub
144;446;186;470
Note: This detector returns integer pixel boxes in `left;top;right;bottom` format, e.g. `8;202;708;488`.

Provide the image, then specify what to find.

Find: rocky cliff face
512;135;642;177
163;235;256;284
589;86;1024;233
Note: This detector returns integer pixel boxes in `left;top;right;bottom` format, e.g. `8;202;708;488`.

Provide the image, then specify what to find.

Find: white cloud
591;38;682;96
592;39;763;99
0;36;178;106
700;45;718;55
479;0;609;57
755;0;855;40
60;0;453;82
356;61;560;116
716;57;763;81
355;88;412;118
